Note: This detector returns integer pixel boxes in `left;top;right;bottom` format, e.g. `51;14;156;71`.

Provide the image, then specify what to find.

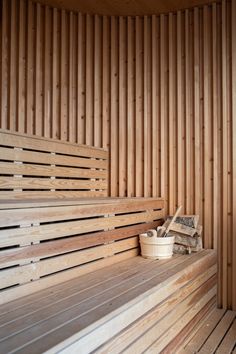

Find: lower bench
0;249;217;354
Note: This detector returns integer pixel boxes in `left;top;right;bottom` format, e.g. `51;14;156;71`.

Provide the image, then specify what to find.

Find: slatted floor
176;309;236;354
0;250;216;354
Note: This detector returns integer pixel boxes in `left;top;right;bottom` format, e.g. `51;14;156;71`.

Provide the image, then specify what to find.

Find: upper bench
0;129;109;200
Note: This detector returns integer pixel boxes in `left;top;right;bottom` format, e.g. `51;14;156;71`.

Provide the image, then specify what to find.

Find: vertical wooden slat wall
0;0;235;310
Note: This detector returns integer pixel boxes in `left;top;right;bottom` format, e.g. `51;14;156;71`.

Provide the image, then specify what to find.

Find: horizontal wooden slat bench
0;251;217;354
0;130;217;354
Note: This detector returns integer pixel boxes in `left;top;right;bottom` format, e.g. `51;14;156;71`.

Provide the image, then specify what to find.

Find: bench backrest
0;129;108;200
0;198;164;304
0;130;165;305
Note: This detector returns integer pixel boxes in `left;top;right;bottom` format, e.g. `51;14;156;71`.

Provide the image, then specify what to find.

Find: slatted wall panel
0;0;235;309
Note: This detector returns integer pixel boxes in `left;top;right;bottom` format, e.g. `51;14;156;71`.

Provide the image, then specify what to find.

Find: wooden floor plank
146;292;217;354
126;284;216;354
0;251;214;353
216;314;236;354
174;306;217;353
180;307;226;353
162;299;217;354
198;310;236;354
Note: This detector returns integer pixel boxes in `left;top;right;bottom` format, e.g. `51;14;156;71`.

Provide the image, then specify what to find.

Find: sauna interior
0;0;235;353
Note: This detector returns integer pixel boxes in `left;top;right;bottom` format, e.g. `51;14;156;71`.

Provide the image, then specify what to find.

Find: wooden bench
0;129;217;353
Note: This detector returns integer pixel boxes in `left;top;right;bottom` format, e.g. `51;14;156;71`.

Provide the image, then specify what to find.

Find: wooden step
174;308;236;354
0;250;216;354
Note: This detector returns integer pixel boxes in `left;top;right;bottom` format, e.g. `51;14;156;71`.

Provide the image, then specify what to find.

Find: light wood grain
0;251;216;353
0;0;235;310
216;315;236;354
231;0;236;311
0;209;163;247
181;307;226;353
0;249;138;306
198;311;235;354
0;198;164;226
0;221;161;268
95;267;217;354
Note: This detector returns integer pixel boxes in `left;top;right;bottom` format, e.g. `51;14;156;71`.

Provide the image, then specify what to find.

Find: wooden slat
0;256;189;351
0;209;163;247
127;16;135;198
177;11;183;208
160;14;166;211
185;9;191;214
0;238;138;289
0;251;215;353
94;15;102;148
181;308;226;353
0;177;107;190
0;190;108;200
26;0;34;135
110;16;119;197
0;249;139;306
51;7;59;139
0;159;106;176
0;147;108;169
203;5;211;249
76;12;84;144
43;6;51;138
135;16;143;197
231;0;236;311
168;12;175;214
0;0;8;129
31;252;215;354
221;0;228;309
0;257;157;326
68;12;75;143
216;315;236;354
0;256;176;336
85;14;94;146
151;15;158;197
143;16;151;197
118;16;126;197
0;221;161;268
174;307;217;353
0;130;108;159
96;268;217;354
0;256;148;316
147;289;217;353
102;16;109;150
60;9;67;141
193;7;200;217
17;0;26;133
9;0;17;131
198;311;235;354
212;4;218;251
0;196;164;210
0;198;164;226
35;2;42;136
161;300;217;354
